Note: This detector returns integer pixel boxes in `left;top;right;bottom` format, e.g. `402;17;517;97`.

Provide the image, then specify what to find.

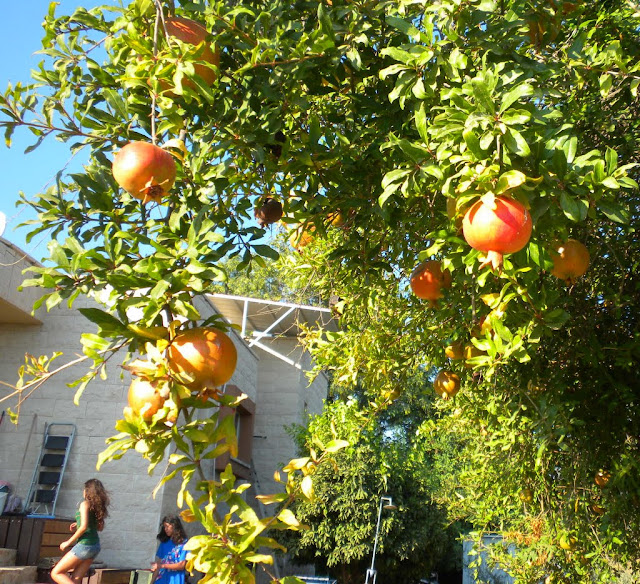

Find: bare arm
152;559;187;571
60;500;89;551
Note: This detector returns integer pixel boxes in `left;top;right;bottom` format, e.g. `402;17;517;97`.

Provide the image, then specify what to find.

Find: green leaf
559;192;587;222
605;147;618;175
380;47;415;65
598;201;630;223
593;159;606;184
543;309;571;330
325;439;349;453
253;245;280;260
564;137;578;164
78;308;124;330
463;128;484;160
599;73;612;97
495;170;527;194
503;128;531;157
381;168;411;190
415;103;429;144
499;83;533;113
471;78;495;114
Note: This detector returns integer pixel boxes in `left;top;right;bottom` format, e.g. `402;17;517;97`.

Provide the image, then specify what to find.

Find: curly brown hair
84;478;110;530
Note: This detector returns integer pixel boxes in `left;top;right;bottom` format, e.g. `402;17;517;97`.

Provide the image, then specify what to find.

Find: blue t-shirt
155;538;189;584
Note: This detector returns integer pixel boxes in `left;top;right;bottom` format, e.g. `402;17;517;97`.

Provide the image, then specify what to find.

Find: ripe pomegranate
128;378;166;421
289;224;315;252
550;239;590;283
254;198;283;227
112;141;176;202
445;341;464;360
164;17;220;89
462;195;532;270
167;327;237;389
410;260;452;307
433;370;461;399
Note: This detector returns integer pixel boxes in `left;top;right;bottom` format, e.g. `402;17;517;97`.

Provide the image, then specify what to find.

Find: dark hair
157;515;187;544
84;478;110;530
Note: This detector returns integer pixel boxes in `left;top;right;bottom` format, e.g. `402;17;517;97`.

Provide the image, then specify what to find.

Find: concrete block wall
0;294;163;569
0;239;329;576
251;337;329;496
0;244;262;570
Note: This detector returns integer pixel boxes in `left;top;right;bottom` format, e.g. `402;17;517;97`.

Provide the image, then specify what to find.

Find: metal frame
24;422;76;517
208;293;337;369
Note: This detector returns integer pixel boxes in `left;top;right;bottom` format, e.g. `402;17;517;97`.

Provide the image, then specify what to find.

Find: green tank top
75;508;99;545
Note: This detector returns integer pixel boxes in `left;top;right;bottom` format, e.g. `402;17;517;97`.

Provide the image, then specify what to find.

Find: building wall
252;337;328;497
0;255;261;569
0;238;42;323
0;239;329;575
0;295;159;569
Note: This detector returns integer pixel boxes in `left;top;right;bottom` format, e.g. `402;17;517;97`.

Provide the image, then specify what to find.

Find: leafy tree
0;0;639;583
215;235;323;306
281;390;462;584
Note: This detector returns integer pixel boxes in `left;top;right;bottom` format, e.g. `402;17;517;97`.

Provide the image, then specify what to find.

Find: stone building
0;236;335;577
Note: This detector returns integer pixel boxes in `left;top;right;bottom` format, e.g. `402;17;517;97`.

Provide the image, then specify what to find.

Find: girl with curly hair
151;515;190;584
51;478;110;584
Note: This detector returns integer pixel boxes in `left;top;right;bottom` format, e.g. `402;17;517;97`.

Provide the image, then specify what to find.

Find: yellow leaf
283;457;311;472
278;509;301;528
301;475;314;501
127;324;169;340
256;493;288;505
480;293;500;307
180;509;196;523
162;138;189;162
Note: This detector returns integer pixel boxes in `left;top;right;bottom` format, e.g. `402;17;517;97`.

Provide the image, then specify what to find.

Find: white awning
206;293;339;343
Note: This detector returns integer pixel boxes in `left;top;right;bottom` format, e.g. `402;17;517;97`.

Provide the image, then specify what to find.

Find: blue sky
0;1;104;258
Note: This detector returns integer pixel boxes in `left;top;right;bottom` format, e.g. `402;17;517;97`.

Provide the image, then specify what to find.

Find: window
215;385;255;480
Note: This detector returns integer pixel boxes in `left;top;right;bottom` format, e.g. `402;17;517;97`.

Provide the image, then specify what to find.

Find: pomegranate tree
112;141;176;202
462;194;532;270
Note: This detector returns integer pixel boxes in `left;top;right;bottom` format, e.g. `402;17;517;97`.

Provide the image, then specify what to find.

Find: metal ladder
24;422;76;517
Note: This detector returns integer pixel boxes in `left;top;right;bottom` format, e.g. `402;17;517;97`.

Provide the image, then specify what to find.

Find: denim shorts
70;542;101;560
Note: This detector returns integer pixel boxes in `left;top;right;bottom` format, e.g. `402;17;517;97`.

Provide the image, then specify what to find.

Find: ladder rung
45;436;70;450
41;453;65;467
38;471;61;485
35;489;57;503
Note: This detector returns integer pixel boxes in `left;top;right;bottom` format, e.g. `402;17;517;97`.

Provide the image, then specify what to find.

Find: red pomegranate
410;260;452;307
462;195;532;270
550;239;590;283
164;17;219;89
167;327;237;390
112;141;176;202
